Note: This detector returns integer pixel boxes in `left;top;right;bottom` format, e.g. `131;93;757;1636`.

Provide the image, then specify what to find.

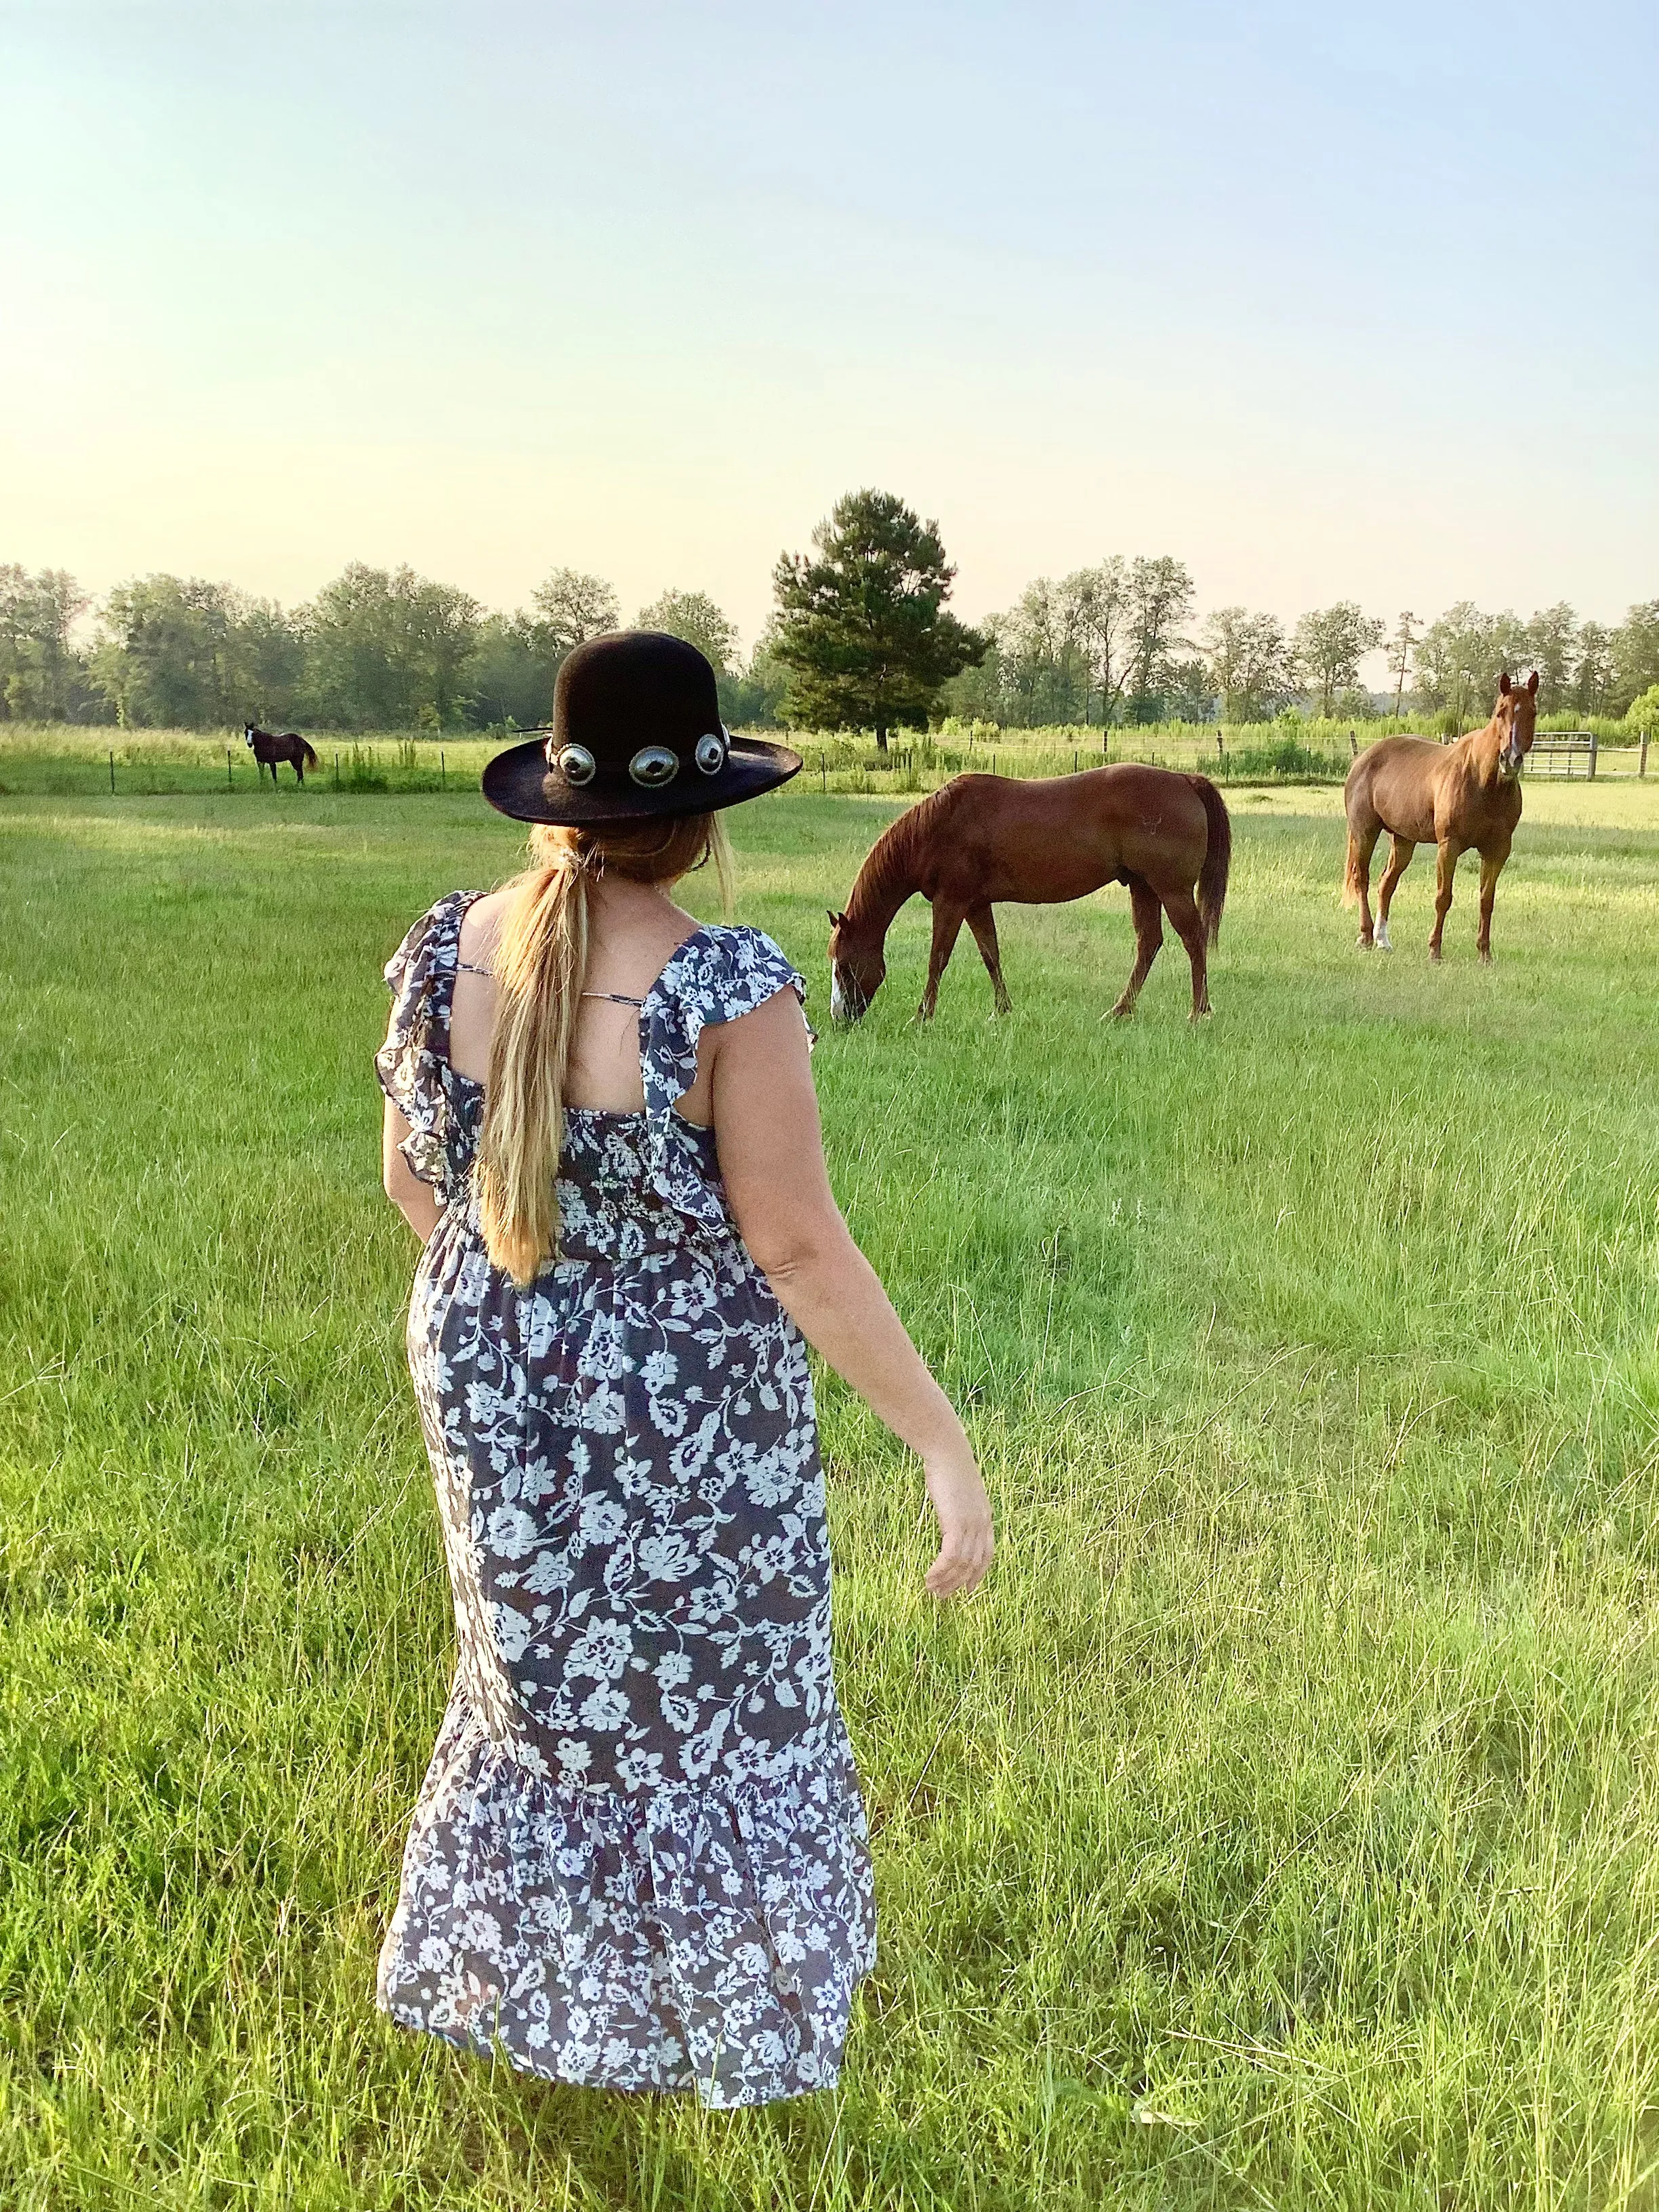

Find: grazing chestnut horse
827;764;1231;1023
244;722;320;785
1344;672;1537;962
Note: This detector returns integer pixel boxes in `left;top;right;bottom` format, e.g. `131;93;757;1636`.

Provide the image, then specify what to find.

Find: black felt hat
481;631;801;825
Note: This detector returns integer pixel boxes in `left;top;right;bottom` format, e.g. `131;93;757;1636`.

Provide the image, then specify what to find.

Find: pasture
3;774;1659;2209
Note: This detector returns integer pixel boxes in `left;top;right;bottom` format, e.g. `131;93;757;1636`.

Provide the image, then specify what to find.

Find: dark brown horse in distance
827;764;1231;1023
244;722;320;785
1344;671;1537;962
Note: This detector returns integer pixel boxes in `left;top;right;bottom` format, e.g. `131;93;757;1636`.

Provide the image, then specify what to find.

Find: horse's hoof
1189;1007;1213;1023
1357;935;1374;951
1107;1004;1133;1021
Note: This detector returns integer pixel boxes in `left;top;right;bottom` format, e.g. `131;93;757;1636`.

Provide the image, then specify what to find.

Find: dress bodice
375;890;808;1263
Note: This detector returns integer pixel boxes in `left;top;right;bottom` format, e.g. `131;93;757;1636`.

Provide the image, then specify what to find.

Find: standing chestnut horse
244;722;320;785
827;764;1231;1023
1344;672;1537;962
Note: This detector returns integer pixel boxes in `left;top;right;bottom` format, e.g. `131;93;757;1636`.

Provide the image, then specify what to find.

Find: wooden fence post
1589;729;1599;781
109;750;116;794
440;748;446;788
226;749;232;788
1641;731;1650;779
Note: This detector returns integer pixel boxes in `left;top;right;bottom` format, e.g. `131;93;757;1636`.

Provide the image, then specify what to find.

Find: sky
1;0;1654;660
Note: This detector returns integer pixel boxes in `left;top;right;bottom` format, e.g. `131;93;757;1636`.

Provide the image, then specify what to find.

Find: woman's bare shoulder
458;884;517;961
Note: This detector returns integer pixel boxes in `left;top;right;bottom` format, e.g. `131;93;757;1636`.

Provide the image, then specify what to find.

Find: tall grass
3;785;1659;2207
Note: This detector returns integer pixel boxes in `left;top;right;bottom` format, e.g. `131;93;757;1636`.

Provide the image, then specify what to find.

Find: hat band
545;729;730;792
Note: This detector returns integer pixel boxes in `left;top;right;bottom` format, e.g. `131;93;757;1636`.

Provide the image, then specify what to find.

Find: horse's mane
847;784;956;922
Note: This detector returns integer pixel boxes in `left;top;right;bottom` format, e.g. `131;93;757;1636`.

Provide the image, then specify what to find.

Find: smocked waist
439;1183;746;1267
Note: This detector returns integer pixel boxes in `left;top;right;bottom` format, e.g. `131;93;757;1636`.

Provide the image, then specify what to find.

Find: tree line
3;489;1656;739
949;571;1659;729
0;562;776;735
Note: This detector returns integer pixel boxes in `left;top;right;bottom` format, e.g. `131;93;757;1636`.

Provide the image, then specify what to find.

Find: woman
375;632;992;2108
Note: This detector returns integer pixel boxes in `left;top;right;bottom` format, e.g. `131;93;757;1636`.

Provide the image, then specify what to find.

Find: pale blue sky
2;1;1653;652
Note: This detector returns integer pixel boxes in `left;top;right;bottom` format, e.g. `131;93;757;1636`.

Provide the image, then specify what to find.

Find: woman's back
451;875;718;1121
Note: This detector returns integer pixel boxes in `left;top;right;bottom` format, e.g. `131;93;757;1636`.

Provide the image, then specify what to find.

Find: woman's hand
923;1443;994;1598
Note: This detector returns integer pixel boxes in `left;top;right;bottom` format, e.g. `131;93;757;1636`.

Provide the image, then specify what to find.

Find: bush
346;745;388;791
1216;736;1351;782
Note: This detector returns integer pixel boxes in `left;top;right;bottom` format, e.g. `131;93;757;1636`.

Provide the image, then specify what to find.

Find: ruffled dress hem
375;1689;875;2108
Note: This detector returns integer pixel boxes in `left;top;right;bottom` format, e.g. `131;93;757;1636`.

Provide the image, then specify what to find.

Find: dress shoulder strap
638;925;808;1113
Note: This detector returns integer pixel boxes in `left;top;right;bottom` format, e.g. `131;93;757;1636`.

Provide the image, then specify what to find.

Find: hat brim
481;735;802;825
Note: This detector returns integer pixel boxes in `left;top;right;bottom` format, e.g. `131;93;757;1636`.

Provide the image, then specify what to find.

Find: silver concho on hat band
628;745;680;787
552;743;596;787
695;730;728;775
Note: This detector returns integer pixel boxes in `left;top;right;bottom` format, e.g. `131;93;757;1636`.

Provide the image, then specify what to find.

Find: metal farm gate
1525;729;1652;781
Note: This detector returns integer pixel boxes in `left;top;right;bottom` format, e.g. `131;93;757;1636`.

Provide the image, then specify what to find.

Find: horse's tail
1187;774;1231;946
300;739;320;770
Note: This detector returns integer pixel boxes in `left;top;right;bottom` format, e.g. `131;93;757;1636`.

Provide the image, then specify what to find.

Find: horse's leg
964;905;1012;1015
1347;817;1382;947
1428;840;1460;962
1109;877;1164;1019
918;902;965;1021
1374;835;1415;951
1476;839;1510;964
1160;886;1210;1019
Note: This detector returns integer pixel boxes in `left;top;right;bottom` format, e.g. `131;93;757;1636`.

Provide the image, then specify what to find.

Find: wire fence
1;718;1653;802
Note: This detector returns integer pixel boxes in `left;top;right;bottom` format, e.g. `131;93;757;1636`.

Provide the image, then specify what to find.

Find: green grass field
3;773;1659;2209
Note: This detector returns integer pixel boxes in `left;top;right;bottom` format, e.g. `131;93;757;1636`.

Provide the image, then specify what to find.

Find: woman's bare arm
711;990;992;1598
383;1099;443;1244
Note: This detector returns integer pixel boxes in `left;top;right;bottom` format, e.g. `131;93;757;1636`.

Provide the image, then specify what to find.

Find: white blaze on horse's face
1496;673;1538;780
825;910;881;1023
828;954;880;1023
828;956;877;1023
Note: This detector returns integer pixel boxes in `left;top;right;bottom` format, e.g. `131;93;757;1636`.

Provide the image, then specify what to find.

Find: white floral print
373;893;874;2107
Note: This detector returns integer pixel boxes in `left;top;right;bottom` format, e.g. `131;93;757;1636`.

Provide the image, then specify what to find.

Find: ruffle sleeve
375;891;478;1195
640;925;808;1229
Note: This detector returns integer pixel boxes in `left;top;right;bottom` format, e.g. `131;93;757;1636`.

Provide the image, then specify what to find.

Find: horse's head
827;909;885;1024
243;722;256;747
1495;671;1539;781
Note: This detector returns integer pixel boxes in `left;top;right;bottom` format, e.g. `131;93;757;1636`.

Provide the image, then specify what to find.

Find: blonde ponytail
475;812;731;1286
476;832;592;1284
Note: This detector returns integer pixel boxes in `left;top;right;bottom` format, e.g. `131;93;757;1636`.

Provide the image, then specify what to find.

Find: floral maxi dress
373;893;875;2106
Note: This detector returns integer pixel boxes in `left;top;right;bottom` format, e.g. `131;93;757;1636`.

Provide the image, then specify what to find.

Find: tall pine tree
771;491;985;749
